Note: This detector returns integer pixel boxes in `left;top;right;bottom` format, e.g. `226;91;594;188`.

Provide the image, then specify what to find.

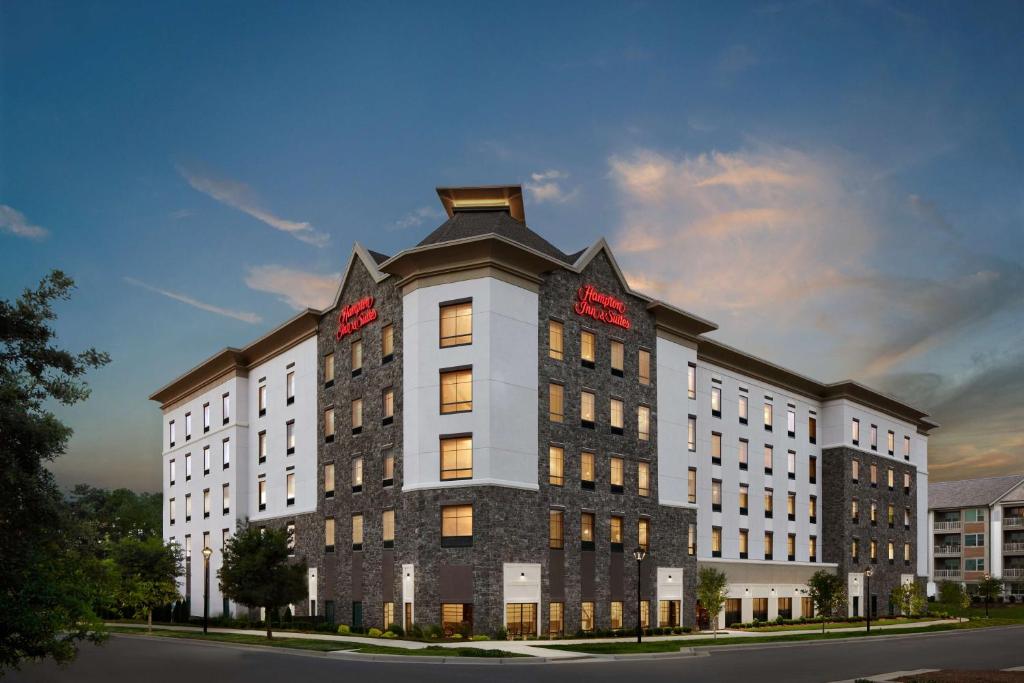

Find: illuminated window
764;445;773;473
286;472;295;506
711;386;721;418
610;456;624;492
687;363;696;399
351;456;363;491
809;496;817;522
904;542;911;563
382;449;394;486
808;415;817;443
711;526;722;557
441;603;472;636
285;421;294;455
258;384;267;416
851;418;860;445
638;461;650;497
738;394;748;423
688;524;696;556
382;324;394;360
870;501;878;524
852;459;860;482
739;439;748;469
688;467;697;504
383;602;395;629
441;505;473;546
787;533;795;561
739;483;749;514
904;472;911;493
352;514;363;550
851;538;859;560
351;398;363;433
549;383;564;422
640;600;650;629
222;438;231;468
887;503;895;527
440;435;472;480
809;535;817;561
286;371;295;404
440;369;472;413
581;452;595;486
548;602;564;636
549;509;564;549
711;479;722;511
638;405;650;441
549;445;564;486
764;487;774;517
852;498;859;522
581;602;595;632
763;403;772;430
581;512;595;545
324;517;335;552
610;398;624;432
870;539;878;562
580;331;595;364
610;601;623;630
659;600;680;628
688;415;697;451
870;463;878;486
711;432;722;464
581;391;596;426
764;531;774;559
549;320;564;360
610;340;624;375
887;468;895;490
439;301;472;347
222;483;230;514
739;528;749;557
324;352;335;385
324;463;335;498
787;409;795;437
610;515;623;545
639;349;651;385
888;430;895;455
324;409;335;441
382;387;394;422
382;509;395;548
638;518;650;551
258;480;266;511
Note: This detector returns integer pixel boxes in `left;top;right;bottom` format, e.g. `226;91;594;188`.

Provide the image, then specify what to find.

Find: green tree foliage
67;485;162;548
807;570;847;633
110;537;183;632
695;566;729;638
0;271;111;672
937;580;963;607
977;575;1003;611
891;581;926;616
218;524;307;638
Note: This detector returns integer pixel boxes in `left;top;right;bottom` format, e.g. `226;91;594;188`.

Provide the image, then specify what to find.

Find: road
8;626;1024;683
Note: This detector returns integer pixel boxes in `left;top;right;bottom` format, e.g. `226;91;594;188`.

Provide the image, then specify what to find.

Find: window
549;446;564;486
711;386;722;418
548;320;564;360
382;323;394;362
787;409;796;438
324;352;335;386
222;483;230;514
851;499;859;522
610;601;623;630
382;388;394;423
851;418;860;445
610;398;624;433
688;524;696;556
169;497;175;525
639;349;651;385
870;463;878;487
903;542;911;564
688;467;697;504
581;512;595;549
887;468;895;490
964;533;985;547
203;403;211;432
778;597;793;619
809;496;817;523
903;435;911;460
687;363;696;399
887;540;894;563
903;472;911;494
549;509;564;549
688;415;697;451
203;489;210;518
441;505;473;546
439;301;472;347
324;463;335;498
640;600;650;629
809;456;817;484
787;492;796;521
711;432;722;465
184;535;191;560
638;405;650;441
324;409;335;442
169;459;176;485
870;502;878;525
868;423;877;450
222;393;230;425
764;445;773;474
852;459;860;482
610;456;624;493
352;514;363;550
258;384;267;416
904;507;912;529
738;394;748;424
887;430;895;455
549;383;564;422
258;480;267;511
383;449;394;486
787;450;796;479
351;399;363;434
581;602;595;632
763;531;773;559
580;330;595;366
610;340;624;376
286;371;295;404
851;538;859;561
711;479;722;512
581;452;595;488
185;412;192;440
638;518;650;551
739;483;749;515
659;600;681;628
787;533;796;561
870;539;878;562
763;403;773;431
966;558;985;571
764;488;774;518
808;415;816;443
739;439;749;470
351;456;363;492
383;601;395;629
440;435;472;480
169;420;176;447
286;421;295;455
185;453;192;480
610;515;623;548
440;369;472;413
325;517;335;552
222;438;231;469
286;472;295;506
965;508;985;522
638;461;650;497
739;528;749;558
548;602;564;636
809;536;817;562
581;391;596;427
887;504;895;527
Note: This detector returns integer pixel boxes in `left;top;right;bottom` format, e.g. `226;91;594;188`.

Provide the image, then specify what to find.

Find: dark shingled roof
417;209;574;263
929;474;1024;509
367;249;390;265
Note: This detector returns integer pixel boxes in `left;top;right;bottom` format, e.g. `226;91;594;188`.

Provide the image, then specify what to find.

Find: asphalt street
8;625;1024;683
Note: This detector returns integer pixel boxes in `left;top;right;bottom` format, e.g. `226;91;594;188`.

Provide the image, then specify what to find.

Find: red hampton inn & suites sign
336;296;378;340
574;284;630;330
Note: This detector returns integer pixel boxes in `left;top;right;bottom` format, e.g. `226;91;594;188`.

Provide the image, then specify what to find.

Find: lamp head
202;546;213;559
865;567;873;578
632;547;647;562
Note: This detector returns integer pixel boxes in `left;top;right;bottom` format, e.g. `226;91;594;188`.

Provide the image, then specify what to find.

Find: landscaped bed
894;671;1024;683
732;616;944;632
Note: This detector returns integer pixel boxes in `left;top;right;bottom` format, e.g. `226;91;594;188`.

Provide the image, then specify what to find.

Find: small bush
493;627;508;640
382;631;397;639
682;626;692;633
450;633;463;640
337;624;350;635
368;627;383;638
469;634;489;641
387;623;404;638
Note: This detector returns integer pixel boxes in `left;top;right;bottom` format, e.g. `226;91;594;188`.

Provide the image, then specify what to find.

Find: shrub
337;624;350;635
493;627;508;640
387;623;404;638
428;623;444;639
682;626;692;633
382;631;397;639
450;633;463;640
368;627;383;638
469;634;489;641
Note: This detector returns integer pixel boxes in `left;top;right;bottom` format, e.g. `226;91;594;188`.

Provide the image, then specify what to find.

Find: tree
695;566;729;638
218;524;307;638
67;485;162;547
977;575;1003;616
937;580;963;607
111;537;183;632
807;570;847;633
0;271;110;673
891;581;926;617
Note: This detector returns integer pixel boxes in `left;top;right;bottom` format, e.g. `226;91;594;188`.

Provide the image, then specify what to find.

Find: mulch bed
896;671;1024;682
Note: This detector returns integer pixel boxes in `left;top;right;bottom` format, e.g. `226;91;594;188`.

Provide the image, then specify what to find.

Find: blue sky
2;1;1022;491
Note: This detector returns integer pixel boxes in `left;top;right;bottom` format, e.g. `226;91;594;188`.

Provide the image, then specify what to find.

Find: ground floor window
658;600;680;627
801;596;814;618
725;598;741;627
442;603;472;636
548;602;563;636
325;600;335;625
610;601;623;629
777;597;792;619
506;603;537;637
581;601;595;632
352;601;363;629
640;600;650;629
752;597;768;622
383;602;395;629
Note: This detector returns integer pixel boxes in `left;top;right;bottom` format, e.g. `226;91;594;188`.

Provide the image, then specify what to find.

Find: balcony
934;569;962;579
1003;568;1024;578
1004;542;1024;555
1004;517;1024;530
934;545;962;556
934;520;961;531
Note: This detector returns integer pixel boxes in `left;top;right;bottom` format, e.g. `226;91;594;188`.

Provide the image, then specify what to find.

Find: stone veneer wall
821;445;919;613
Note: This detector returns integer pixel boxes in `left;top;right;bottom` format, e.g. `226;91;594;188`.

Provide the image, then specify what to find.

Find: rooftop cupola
436;185;525;222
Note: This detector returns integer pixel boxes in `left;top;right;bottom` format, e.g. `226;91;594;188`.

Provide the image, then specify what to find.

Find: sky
2;1;1022;492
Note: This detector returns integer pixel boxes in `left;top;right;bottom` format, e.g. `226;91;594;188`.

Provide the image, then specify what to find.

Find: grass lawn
941;603;1024;621
539;619;1021;655
734;616;940;632
107;627;524;657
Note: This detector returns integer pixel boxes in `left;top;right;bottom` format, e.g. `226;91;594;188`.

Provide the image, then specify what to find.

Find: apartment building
154;184;936;632
928;474;1024;600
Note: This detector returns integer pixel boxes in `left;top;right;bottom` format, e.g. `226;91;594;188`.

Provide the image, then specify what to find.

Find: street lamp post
633;547;647;644
202;546;213;635
984;574;990;618
864;567;873;634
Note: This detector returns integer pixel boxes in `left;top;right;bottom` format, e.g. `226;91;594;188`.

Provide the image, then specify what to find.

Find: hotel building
928;474;1024;600
153;185;936;634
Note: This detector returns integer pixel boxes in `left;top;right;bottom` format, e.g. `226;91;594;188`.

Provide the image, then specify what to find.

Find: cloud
177;165;329;247
124;277;261;324
524;170;579;204
390;206;444;231
244;265;339;311
0;204;49;240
